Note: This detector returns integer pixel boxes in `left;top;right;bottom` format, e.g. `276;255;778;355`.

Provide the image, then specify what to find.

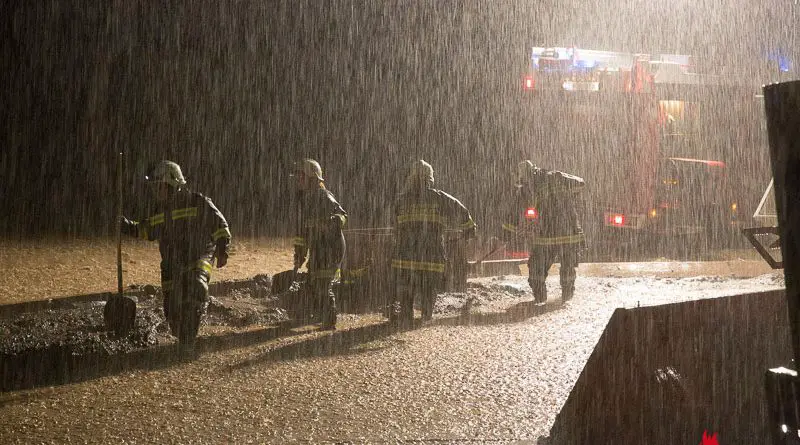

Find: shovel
468;237;507;275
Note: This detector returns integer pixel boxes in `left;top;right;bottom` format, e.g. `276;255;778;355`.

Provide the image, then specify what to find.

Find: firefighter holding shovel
120;160;231;354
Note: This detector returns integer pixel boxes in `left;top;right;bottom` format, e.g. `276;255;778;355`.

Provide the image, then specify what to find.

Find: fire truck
515;46;767;259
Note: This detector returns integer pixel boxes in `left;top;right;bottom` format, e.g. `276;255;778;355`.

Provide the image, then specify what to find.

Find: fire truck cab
649;157;739;244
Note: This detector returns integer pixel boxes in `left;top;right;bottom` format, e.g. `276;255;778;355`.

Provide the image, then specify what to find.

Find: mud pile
0;274;543;392
0;279;290;391
0;303;163;356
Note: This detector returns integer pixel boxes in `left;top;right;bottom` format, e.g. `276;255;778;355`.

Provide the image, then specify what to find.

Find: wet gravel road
0;268;785;444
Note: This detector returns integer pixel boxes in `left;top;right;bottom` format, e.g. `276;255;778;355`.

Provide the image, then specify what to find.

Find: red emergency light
523;75;535;91
609;213;625;226
525;207;539;220
506;251;530;260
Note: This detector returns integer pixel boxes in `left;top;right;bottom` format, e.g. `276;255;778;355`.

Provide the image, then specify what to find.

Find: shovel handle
475;238;506;266
116;151;123;297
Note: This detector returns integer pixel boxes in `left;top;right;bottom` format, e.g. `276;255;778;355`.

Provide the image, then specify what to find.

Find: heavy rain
1;1;799;444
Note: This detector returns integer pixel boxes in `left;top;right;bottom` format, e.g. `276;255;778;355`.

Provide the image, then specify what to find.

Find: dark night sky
1;1;797;238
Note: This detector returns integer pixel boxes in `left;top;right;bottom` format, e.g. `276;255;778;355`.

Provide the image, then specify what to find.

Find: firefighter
292;158;347;330
390;159;477;327
121;160;231;352
503;160;585;304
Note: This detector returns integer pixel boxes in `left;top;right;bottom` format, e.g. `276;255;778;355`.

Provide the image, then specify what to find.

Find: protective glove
215;251;228;268
119;216;138;238
215;240;230;268
293;248;307;270
462;226;477;240
329;214;346;231
500;223;518;245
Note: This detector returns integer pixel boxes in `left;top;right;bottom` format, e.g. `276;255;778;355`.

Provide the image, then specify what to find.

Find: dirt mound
0;279;293;391
0;304;162;356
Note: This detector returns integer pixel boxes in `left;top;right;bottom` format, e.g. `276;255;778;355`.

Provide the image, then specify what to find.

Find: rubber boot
399;293;415;329
561;284;575;302
319;287;337;330
421;292;435;321
529;278;547;305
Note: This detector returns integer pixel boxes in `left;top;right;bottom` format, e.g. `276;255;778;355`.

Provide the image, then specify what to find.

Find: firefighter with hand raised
503;160;585;304
120;160;231;353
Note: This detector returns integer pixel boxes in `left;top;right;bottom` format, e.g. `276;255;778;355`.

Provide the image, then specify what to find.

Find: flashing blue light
532;56;597;72
779;57;791;72
766;49;792;72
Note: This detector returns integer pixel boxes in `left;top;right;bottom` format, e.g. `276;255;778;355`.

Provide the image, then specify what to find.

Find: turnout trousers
161;259;212;348
528;244;580;303
392;269;443;327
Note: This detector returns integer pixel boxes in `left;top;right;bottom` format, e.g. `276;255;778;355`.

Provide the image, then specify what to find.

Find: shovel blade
104;294;137;336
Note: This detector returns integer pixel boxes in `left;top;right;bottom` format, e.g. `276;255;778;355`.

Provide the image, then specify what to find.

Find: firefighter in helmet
503;160;585;304
292;158;347;330
390;159;477;327
121;160;231;352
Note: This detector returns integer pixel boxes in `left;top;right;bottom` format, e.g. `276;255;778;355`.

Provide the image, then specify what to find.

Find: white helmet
146;160;187;188
516;160;534;186
296;158;324;182
403;159;435;193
